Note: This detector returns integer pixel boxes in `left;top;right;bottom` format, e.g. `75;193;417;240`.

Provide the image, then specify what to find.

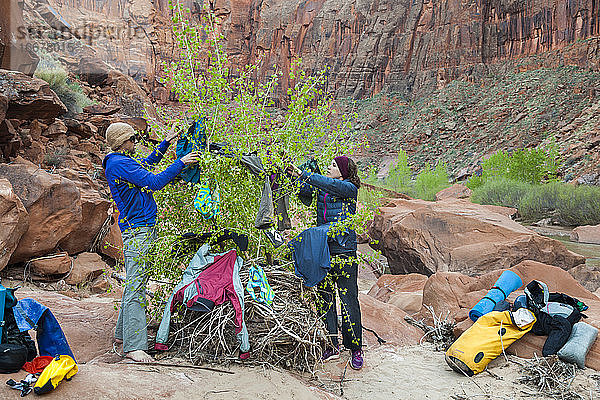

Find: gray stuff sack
557;321;598;368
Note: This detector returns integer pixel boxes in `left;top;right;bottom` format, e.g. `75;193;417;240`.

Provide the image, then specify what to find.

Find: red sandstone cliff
4;0;600;99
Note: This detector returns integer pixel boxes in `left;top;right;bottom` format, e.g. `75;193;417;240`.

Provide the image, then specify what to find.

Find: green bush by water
471;178;600;226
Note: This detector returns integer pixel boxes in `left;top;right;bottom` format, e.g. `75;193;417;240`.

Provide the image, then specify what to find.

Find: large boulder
57;169;111;255
65;252;109;285
29;253;72;278
571;224;600;244
0;158;82;263
358;294;422;346
0;70;67;120
367;274;428;314
568;264;600;292
369;198;585;275
0;178;29;270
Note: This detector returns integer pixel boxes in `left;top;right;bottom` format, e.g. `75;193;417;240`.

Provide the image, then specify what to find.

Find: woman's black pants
316;251;362;351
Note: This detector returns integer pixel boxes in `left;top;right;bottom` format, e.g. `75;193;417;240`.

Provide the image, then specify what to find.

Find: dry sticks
165;263;326;374
513;354;584;400
404;305;456;351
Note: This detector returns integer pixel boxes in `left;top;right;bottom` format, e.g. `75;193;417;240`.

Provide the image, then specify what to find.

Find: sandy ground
314;344;600;400
4;344;598;400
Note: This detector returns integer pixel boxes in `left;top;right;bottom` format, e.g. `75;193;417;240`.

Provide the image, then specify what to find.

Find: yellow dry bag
445;309;536;376
33;355;78;394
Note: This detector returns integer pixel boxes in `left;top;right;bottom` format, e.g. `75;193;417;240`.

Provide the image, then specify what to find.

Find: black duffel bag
0;343;28;373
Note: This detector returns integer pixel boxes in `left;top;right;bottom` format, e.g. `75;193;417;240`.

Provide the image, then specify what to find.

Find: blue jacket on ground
297;170;358;254
103;140;184;232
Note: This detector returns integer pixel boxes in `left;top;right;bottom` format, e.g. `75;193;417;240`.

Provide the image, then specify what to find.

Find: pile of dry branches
405;305;456;351
514;354;584;400
164;262;326;374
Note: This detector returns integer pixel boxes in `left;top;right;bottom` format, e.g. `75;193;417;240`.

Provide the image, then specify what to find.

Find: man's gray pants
115;226;156;353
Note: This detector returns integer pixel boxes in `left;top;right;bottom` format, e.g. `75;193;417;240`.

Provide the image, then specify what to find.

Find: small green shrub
411;162;449;201
384;149;412;193
35;65;93;116
44;147;69;167
518;181;563;221
472;178;600;225
555;185;600;226
470;178;531;208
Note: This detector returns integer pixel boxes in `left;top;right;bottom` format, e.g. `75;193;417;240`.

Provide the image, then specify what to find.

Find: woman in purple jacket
288;156;364;370
103;122;199;362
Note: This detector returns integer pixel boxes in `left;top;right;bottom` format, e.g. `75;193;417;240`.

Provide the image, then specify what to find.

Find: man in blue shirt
103;122;199;362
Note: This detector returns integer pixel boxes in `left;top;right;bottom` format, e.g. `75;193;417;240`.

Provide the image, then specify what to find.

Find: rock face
367;273;428;314
358;293;423;346
0;159;82;263
0;70;67;120
57;169;112;255
0;178;29;270
33;0;600;102
571;225;600;245
369;198;585;275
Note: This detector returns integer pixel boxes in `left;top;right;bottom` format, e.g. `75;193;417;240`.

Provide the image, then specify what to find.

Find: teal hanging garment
246;265;274;305
176;118;207;183
193;183;220;220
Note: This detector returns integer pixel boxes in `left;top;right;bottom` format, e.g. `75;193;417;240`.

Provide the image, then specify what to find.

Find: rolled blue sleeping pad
468;270;523;322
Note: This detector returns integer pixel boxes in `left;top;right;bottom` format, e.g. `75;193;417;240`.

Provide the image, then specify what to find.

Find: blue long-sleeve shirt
103;140;184;232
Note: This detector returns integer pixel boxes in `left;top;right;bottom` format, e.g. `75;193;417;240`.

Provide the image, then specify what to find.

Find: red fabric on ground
22;356;54;374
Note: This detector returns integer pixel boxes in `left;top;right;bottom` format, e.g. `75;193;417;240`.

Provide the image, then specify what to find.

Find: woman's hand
286;164;302;178
165;122;179;143
181;151;200;165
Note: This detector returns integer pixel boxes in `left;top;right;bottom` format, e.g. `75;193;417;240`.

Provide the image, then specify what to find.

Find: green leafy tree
139;3;381;315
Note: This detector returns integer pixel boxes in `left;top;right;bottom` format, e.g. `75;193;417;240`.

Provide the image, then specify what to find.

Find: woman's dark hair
347;158;361;189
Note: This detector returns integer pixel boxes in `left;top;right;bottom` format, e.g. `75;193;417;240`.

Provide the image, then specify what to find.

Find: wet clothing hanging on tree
288;223;349;287
155;245;250;353
176;119;207;184
179;230;249;252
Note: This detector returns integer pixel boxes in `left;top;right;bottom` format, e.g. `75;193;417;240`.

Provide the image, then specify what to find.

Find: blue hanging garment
246;265;274;305
176;118;207;183
12;299;75;361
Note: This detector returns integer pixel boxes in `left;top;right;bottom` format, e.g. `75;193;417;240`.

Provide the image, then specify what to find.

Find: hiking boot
321;346;340;362
350;350;363;370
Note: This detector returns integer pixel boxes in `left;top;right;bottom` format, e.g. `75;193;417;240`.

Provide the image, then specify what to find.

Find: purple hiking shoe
322;346;340;362
350;350;364;370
